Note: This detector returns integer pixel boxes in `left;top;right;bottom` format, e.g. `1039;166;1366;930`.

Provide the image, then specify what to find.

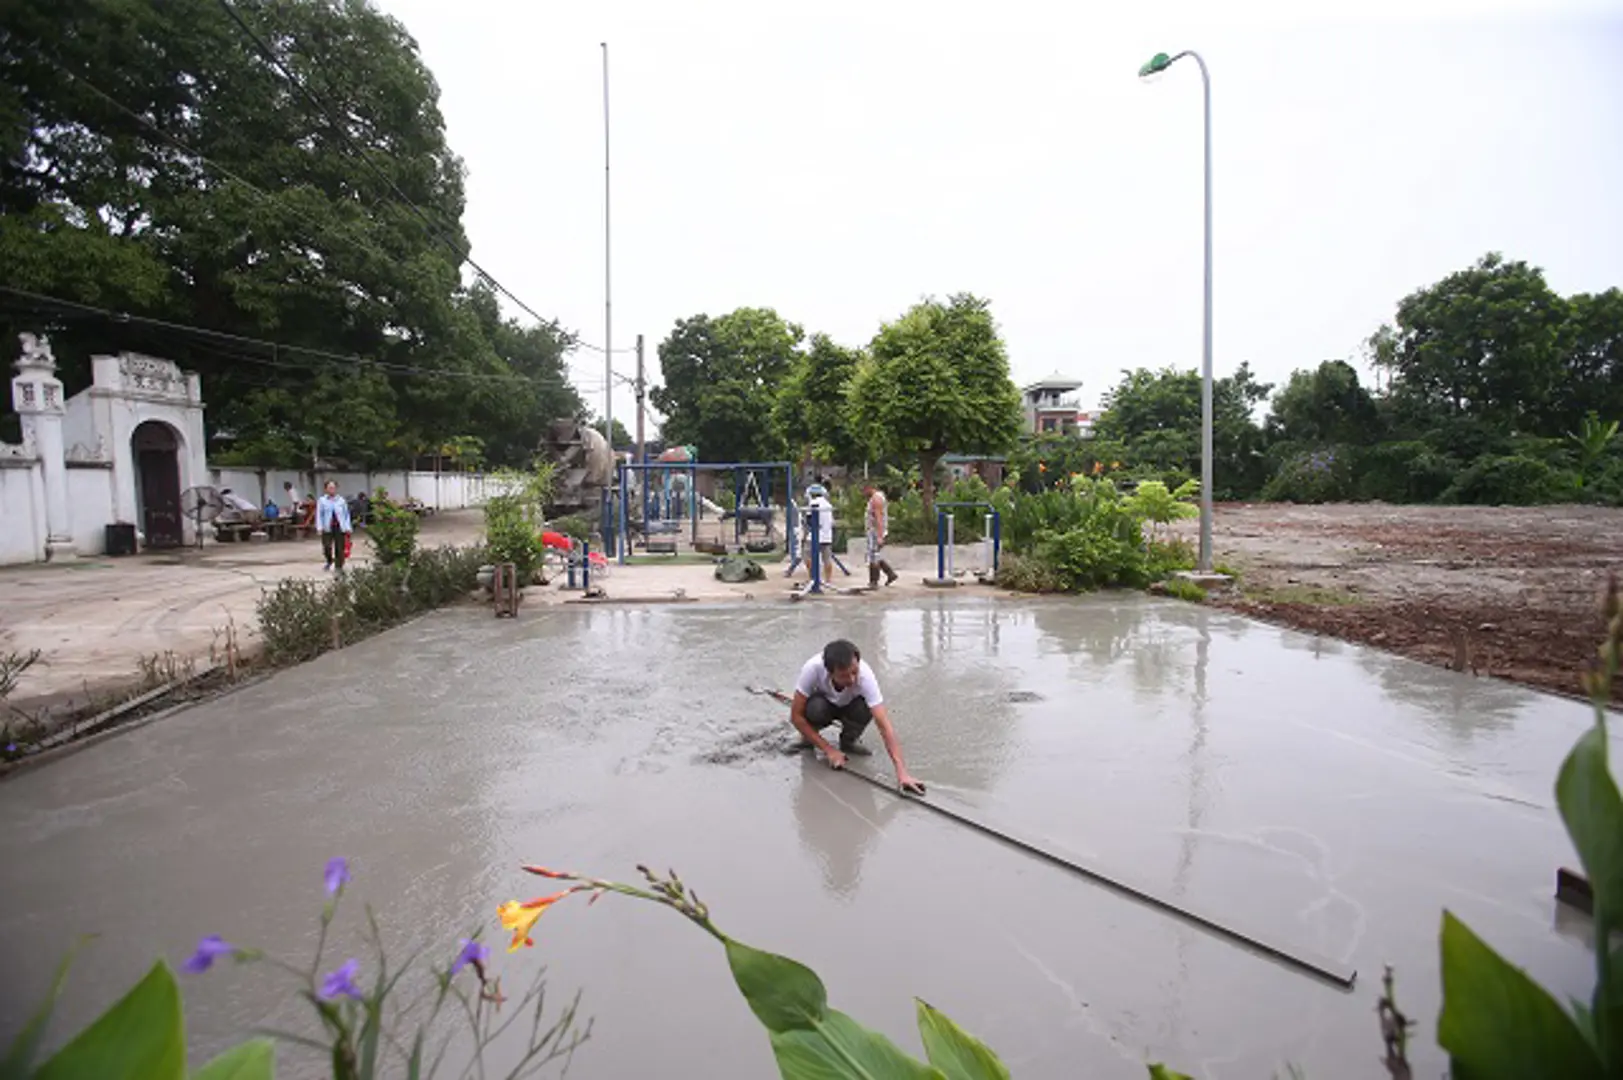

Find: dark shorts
804;693;873;747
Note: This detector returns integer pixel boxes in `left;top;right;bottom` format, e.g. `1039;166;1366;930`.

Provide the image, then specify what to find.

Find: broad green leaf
725;938;829;1032
1147;1067;1194;1080
191;1039;274;1080
1437;911;1602;1080
1556;726;1623;923
770;1010;942;1080
0;936;90;1080
36;961;186;1080
914;1001;1008;1080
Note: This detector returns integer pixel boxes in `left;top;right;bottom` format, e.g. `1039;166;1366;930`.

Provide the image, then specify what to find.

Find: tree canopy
849;294;1023;519
1266;359;1380;446
773;332;865;471
0;0;581;468
651;308;802;464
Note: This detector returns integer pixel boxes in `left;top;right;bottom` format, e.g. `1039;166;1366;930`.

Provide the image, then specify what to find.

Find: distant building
1021;373;1092;437
941;454;1006;488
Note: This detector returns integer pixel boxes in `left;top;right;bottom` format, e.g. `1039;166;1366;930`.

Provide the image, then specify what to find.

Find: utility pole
601;42;613;462
634;333;646;465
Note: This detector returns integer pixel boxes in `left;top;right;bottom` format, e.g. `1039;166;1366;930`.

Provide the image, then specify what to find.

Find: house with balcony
1021;373;1093;437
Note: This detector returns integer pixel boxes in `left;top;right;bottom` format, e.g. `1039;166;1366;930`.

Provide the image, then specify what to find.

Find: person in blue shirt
316;480;353;572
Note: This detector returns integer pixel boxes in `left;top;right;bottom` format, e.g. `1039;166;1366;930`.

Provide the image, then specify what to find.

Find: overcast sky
374;0;1622;434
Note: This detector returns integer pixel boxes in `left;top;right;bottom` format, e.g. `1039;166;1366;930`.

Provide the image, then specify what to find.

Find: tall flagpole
601;42;613;455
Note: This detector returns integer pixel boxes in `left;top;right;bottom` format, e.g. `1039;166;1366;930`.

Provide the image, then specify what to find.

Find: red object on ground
540;531;572;552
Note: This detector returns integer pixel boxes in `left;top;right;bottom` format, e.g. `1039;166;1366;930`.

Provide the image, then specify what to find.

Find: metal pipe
946;512;956;579
742;685;1356;990
809;507;822;594
581;539;591;592
936;511;946;581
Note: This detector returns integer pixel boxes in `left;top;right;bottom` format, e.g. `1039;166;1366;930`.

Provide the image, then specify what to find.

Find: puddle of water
0;596;1600;1079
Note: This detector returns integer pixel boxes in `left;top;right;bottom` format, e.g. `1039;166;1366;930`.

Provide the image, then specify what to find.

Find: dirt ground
1176;503;1623;702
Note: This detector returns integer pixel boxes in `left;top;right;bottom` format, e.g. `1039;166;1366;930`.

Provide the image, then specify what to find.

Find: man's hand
825;747;847;770
897;771;926;796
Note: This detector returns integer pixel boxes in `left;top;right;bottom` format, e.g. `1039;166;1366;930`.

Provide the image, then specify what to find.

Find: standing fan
179;486;226;549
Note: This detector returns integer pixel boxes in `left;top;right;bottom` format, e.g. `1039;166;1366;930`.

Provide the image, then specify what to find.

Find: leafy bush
1125;480;1199;540
994;552;1066;593
548;514;592;542
366;488;419;565
1261;446;1356;503
1146;538;1196;579
407;544;487;608
484;494;543;581
257;578;343;665
1353;440;1457;503
1036;517;1149;590
1442;453;1581;506
257;546;482;667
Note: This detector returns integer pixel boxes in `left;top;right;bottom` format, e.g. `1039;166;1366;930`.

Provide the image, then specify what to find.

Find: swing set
613;460;796;564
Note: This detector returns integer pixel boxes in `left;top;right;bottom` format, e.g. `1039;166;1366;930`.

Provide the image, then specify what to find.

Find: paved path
0;512;484;712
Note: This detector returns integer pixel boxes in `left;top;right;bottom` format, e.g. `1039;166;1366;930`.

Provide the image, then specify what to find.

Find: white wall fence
208;467;501;513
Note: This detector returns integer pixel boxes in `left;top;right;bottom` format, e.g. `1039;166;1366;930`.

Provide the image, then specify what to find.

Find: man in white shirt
789;639;925;794
804;483;835;582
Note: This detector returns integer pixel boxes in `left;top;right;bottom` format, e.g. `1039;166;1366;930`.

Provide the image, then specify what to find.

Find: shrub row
257;544;487;666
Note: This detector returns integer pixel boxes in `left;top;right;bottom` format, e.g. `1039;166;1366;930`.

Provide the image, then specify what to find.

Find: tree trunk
919;448;945;525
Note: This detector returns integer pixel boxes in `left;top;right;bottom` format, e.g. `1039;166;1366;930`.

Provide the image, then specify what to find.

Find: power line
0;286;578;391
215;0;629;355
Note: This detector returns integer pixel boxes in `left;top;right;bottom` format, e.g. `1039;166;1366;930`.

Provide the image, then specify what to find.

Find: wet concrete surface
0;595;1603;1078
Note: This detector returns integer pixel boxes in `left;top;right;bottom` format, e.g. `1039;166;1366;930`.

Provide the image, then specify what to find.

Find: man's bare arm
790;691;835;755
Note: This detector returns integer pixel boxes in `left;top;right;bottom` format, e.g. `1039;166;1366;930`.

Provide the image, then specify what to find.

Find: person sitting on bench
788;638;924;794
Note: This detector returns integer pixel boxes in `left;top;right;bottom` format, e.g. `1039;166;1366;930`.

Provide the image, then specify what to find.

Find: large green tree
850;294;1023;520
1266;359;1381;446
651;307;801;463
0;0;578;467
1372;253;1570;436
772;332;864;471
1093;363;1273;498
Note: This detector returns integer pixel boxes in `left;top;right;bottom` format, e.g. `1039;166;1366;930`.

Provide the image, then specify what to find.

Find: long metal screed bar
743;684;1357;990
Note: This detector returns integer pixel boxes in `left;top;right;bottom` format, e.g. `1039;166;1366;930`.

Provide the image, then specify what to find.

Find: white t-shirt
807;496;835;543
795;654;883;708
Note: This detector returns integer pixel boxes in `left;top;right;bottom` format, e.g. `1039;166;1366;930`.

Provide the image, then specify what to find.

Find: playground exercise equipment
927;503;1001;587
785;502;852;593
614;461;795;564
741;684;1357;990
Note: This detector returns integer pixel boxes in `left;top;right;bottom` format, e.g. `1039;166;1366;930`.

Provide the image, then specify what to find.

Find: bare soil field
1178;503;1623;702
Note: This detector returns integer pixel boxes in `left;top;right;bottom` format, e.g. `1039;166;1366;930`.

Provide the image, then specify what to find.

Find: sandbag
714;554;765;583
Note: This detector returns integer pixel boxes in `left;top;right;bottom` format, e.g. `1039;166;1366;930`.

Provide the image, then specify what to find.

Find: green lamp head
1138;52;1172;78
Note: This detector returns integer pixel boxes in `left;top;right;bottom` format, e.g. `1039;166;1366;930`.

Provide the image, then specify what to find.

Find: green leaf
770;1011;943;1080
724;939;940;1079
1556;726;1623;923
191;1039;275;1080
1147;1067;1195;1080
0;936;91;1080
724;938;829;1032
1437;911;1602;1080
914;1001;1008;1080
36;961;186;1080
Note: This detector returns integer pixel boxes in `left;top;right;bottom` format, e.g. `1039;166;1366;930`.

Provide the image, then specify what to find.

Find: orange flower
1038;462;1047;473
1091;462;1103;475
498;889;578;952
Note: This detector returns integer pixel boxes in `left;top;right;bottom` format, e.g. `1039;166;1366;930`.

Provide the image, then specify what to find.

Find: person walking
864;483;898;588
788;638;924;794
316;480;353;573
805;483;836;583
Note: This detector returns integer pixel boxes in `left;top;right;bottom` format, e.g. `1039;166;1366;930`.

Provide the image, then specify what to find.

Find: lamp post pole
1140;49;1213;572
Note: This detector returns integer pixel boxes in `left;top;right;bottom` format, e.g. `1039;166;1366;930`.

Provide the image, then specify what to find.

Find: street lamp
1139;49;1214;573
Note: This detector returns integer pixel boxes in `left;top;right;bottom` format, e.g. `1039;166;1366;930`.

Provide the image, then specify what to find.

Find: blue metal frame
613;461;795;565
935;501;1002;574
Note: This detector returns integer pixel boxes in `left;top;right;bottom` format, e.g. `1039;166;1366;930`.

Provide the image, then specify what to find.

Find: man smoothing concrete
789;639;925;794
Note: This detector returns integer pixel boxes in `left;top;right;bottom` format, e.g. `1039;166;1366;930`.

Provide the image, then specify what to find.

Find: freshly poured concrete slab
0;596;1601;1078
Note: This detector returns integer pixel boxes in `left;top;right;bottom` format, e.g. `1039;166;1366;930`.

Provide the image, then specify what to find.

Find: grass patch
1161;578;1208;603
1244;583;1361;606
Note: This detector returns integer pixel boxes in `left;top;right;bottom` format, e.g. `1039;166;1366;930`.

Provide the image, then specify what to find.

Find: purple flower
318;958;363;1001
451;938;489;977
324;857;350;897
182;934;235;974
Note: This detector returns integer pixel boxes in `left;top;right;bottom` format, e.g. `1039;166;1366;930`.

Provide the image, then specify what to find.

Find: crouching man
790;639;925;794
